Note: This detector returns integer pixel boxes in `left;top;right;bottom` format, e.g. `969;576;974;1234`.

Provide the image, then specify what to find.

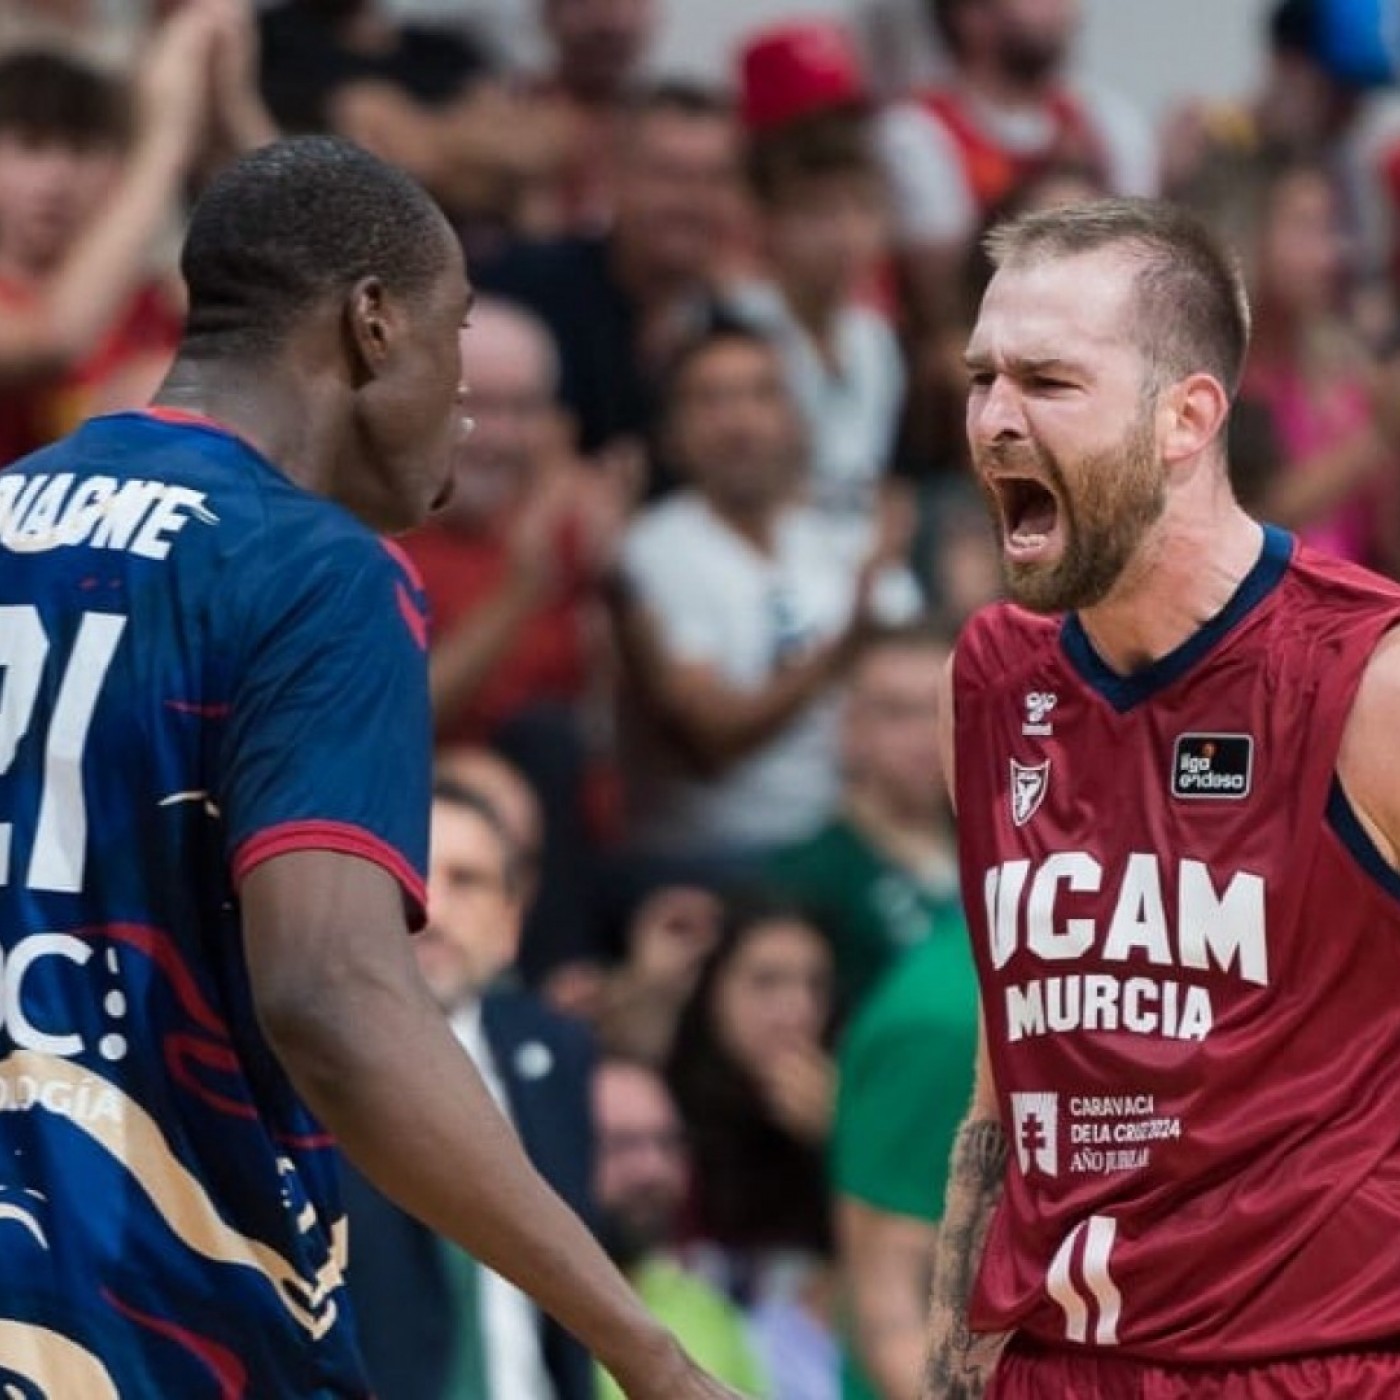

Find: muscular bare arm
921;1020;1008;1400
242;850;740;1400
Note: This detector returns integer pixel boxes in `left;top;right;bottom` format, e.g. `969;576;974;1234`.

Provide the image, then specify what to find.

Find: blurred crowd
5;0;1400;1396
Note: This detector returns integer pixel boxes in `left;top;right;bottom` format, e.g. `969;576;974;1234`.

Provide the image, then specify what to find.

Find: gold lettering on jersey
0;472;218;559
984;854;1266;1043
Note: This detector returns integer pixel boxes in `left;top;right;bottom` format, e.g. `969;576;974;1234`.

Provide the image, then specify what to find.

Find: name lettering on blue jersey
0;473;218;559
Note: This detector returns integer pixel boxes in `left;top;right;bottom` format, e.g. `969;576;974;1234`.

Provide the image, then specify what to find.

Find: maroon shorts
989;1338;1400;1398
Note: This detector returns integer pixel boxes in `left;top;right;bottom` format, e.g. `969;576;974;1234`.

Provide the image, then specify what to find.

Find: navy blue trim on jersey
1059;524;1294;713
1327;778;1400;905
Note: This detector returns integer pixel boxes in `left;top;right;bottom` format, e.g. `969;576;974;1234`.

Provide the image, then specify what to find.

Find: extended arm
242;850;740;1400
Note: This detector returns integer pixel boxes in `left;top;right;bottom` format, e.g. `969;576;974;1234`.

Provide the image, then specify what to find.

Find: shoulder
1276;544;1400;643
226;488;427;670
259;500;411;604
955;601;1060;698
1338;620;1400;867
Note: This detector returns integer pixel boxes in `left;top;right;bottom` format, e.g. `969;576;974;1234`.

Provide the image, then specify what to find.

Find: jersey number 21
0;605;126;892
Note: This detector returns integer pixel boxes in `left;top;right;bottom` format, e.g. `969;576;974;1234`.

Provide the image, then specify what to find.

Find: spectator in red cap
738;20;869;135
727;22;906;565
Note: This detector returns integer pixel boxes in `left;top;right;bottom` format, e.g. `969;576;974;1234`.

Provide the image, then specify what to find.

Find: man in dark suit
342;777;596;1400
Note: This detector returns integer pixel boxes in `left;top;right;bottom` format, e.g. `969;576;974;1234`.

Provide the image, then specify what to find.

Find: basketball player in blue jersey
0;137;741;1399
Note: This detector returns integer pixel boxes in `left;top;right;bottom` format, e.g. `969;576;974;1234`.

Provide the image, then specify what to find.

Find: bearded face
993;0;1078;85
977;395;1165;614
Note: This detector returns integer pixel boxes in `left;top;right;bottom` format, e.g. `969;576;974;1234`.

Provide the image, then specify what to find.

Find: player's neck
152;356;344;499
1073;507;1266;677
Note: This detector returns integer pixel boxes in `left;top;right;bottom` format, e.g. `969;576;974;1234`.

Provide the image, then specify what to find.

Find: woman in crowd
666;893;839;1400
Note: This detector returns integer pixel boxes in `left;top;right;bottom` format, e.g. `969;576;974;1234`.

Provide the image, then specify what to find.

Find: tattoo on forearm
921;1118;1009;1400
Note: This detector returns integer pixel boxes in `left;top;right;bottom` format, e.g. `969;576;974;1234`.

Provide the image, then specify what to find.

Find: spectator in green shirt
832;931;979;1400
766;622;959;1013
593;1057;769;1400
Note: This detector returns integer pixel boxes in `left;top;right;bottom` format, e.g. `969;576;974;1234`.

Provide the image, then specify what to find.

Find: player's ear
1158;371;1230;468
345;277;395;380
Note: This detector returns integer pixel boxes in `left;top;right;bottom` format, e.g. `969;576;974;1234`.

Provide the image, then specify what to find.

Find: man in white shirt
614;324;920;867
342;779;597;1400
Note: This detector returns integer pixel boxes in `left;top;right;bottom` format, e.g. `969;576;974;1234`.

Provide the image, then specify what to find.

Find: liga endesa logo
1171;734;1253;800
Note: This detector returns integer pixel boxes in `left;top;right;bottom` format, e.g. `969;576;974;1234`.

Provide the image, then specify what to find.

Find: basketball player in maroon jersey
921;198;1400;1398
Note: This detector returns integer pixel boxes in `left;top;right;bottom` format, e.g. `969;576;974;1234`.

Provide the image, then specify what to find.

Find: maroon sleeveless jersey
955;526;1400;1364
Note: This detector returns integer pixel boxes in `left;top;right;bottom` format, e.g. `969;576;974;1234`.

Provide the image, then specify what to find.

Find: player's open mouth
995;476;1061;557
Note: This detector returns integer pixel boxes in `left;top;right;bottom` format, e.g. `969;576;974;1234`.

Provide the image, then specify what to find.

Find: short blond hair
985;196;1252;396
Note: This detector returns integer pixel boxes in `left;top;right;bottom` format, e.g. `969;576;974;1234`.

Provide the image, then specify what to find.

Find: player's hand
616;1346;747;1400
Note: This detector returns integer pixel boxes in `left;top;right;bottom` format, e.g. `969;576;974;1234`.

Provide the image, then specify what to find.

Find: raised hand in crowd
0;0;219;392
205;0;279;161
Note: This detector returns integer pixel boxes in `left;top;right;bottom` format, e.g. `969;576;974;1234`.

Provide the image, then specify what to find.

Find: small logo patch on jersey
1010;1092;1059;1177
1011;758;1051;826
1022;690;1057;736
1172;734;1253;800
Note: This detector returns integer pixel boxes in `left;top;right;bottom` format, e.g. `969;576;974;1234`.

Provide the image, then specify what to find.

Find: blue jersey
0;411;432;1396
